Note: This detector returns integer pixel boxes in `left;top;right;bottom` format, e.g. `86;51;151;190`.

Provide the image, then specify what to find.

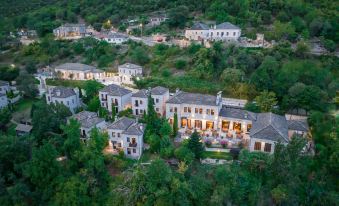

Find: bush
174;146;194;163
175;59;187;70
161;68;171;77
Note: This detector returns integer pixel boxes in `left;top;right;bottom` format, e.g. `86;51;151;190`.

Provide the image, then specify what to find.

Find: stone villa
185;22;241;42
107;117;145;159
46;86;81;113
69;111;106;139
55;63;105;80
99;84;132;113
53;23;87;39
118;63;143;85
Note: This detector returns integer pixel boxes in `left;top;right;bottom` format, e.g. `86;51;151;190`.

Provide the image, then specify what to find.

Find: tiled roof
15;124;33;133
70;111;105;128
287;120;309;132
219;106;257;121
0;80;9;86
190;22;209;30
132;86;168;98
250;113;289;143
167;91;218;106
100;84;132;96
107;32;128;39
50;86;76;98
123;123;145;135
108;117;136;130
216;22;240;30
55;63;98;72
118;63;142;70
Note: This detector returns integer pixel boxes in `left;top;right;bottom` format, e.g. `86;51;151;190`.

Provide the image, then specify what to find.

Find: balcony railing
129;143;137;147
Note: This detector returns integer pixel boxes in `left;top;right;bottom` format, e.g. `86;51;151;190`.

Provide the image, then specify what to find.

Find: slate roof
216;22;240;30
55;63;99;72
108;117;136;130
100;84;132;96
0;93;6;97
250;113;289;143
118;63;142;70
167;91;218;106
15;124;33;133
287;120;309;132
190;22;210;30
219;106;257;121
70;111;105;128
107;32;128;39
132;86;168;98
0;80;9;86
62;23;86;27
123;123;145;135
50;86;76;98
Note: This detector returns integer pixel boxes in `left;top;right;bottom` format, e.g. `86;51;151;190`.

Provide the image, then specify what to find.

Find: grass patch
46;79;87;88
12;98;39;122
139;150;160;162
202;151;233;160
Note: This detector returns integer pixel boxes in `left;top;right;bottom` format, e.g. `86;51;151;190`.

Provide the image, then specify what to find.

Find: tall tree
172;112;178;138
255;90;278;112
187;131;204;159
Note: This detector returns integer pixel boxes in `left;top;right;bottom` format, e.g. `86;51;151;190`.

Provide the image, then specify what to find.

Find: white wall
0;95;8;109
104;93;132;113
0;84;10;94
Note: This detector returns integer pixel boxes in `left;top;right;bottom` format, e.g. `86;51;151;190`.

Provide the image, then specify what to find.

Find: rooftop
132;86;169;98
123;122;145;135
118;63;142;70
108;117;136;130
287;120;309;132
0;80;9;86
189;22;210;30
15;124;33;133
250;113;289;143
167;91;219;106
219;106;257;121
55;63;100;72
100;84;132;96
216;22;240;30
50;86;76;98
69;111;105;128
107;32;128;39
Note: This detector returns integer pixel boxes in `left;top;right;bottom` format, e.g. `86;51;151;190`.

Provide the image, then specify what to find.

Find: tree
255;90;278;112
295;41;310;58
87;96;100;112
61;119;82;160
0;66;20;81
221;68;244;85
0;107;11;131
16;72;38;98
111;103;116;121
187;131;204;159
83;80;103;103
172;112;178;138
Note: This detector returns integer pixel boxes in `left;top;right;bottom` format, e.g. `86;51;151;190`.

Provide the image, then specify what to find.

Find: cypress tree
172;112;178;137
188;130;204;159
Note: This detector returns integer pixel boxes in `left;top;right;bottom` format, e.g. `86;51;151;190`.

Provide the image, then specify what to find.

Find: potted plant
220;140;228;148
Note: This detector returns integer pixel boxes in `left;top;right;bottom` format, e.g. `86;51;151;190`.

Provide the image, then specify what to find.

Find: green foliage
0;107;12;131
255;90;278;112
83;80;104;103
0;66;19;81
15;72;38;98
172;112;178;137
187;131;204;159
87;96;100;112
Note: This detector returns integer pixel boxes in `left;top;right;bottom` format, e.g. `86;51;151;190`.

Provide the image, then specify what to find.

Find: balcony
129;142;137;147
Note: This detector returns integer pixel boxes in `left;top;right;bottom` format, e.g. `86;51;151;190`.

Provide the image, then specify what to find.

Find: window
72;99;74;104
174;107;177;113
184;107;187;112
195;108;198;113
140;100;143;105
221;32;224;36
140;109;144;114
67;101;69;105
156;98;159;103
117;133;120;138
199;108;203;114
264;143;272;152
233;32;236;36
211;109;215;115
206;109;210;115
127;148;131;154
127;137;130;142
156;108;159;112
188;107;191;113
112;132;115;137
247;124;252;132
169;118;173;124
133;148;136;153
254;142;261;151
170;107;173;112
226;32;229;36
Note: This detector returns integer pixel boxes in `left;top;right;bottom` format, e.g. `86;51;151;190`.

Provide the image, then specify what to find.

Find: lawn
202;151;233;160
46;79;87;88
12;98;39;122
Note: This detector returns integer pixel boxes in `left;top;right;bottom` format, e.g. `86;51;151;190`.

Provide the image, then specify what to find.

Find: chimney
214;24;216;29
175;88;180;94
56;90;61;96
216;91;222;105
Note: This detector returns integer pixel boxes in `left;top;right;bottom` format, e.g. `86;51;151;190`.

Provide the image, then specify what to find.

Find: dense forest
0;0;338;205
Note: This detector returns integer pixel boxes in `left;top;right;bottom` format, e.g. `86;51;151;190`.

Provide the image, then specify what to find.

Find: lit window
188;107;191;113
254;142;261;151
199;108;203;114
211;109;215;115
195;108;198;113
206;109;210;115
